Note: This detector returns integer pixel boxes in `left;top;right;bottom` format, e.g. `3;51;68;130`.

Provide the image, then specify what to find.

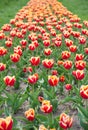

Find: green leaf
80;119;88;130
36;114;48;123
77;105;88;118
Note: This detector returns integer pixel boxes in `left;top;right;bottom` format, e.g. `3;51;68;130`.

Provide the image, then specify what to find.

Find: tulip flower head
25;108;35;121
40;100;53;113
4;76;16;87
0;116;13;130
80;85;88;99
59;113;73;129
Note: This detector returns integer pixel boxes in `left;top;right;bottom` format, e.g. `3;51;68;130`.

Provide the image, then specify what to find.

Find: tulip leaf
77;105;88;118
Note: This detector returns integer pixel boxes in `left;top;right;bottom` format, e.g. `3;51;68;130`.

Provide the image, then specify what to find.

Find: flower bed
0;0;88;129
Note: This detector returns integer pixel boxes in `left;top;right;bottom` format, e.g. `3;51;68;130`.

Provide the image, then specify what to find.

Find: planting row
0;0;88;129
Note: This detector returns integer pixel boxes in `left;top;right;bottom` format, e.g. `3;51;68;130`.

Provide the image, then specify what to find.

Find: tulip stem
32;84;35;92
85;99;88;109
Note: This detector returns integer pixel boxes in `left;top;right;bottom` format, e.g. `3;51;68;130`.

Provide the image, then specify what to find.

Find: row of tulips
0;0;88;129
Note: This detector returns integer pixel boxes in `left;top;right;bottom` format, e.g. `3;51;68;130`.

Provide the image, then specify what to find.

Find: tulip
42;59;54;69
69;45;77;52
10;53;20;62
65;39;73;47
38;96;44;103
5;40;12;47
2;24;11;31
79;36;86;44
75;54;84;61
59;75;65;82
44;48;52;56
30;56;40;66
16;32;23;38
72;70;85;80
0;47;7;56
75;60;86;70
84;48;88;54
0;63;6;71
62;51;71;60
82;29;87;35
0;32;5;40
40;100;53;113
39;125;47;130
28;73;38;84
55;40;62;47
10;30;16;37
43;40;50;47
71;31;80;38
27;67;33;73
63;31;70;38
0;116;13;130
63;60;72;69
33;40;39;48
14;46;22;56
25;108;35;121
51;70;58;75
48;75;59;86
4;76;16;86
80;85;88;99
28;43;36;51
65;84;72;90
59;113;73;129
20;39;27;47
57;60;63;66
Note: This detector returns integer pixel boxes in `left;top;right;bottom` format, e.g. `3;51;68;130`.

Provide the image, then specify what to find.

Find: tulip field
0;0;88;130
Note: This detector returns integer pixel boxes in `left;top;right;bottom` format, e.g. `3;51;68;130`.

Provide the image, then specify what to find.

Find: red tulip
42;59;54;69
62;51;71;60
0;47;7;56
0;63;6;71
44;48;52;56
40;100;53;113
69;45;77;52
14;46;22;56
84;48;88;54
0;116;13;130
80;85;88;99
48;75;59;86
65;84;72;90
59;75;65;82
25;108;35;121
20;39;27;47
51;70;58;75
75;54;84;61
10;53;20;62
63;31;70;38
28;73;38;84
79;36;86;44
75;60;86;70
63;60;72;69
65;39;73;47
43;40;50;47
2;24;11;31
5;40;12;47
28;43;36;51
72;70;85;80
30;56;40;66
0;32;5;40
4;76;16;86
59;113;73;129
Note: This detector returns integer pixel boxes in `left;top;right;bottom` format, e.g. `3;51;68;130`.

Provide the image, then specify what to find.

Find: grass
59;0;88;21
0;0;29;28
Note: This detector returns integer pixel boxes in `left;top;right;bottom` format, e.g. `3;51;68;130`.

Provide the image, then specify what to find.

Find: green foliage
58;0;88;20
0;0;29;28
